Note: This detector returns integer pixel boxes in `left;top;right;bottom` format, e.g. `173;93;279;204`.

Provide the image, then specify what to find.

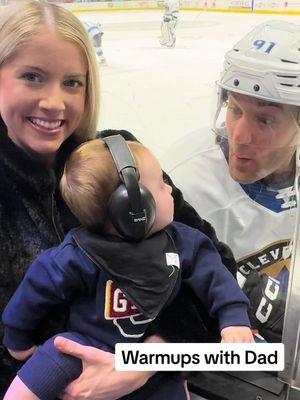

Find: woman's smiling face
0;31;87;167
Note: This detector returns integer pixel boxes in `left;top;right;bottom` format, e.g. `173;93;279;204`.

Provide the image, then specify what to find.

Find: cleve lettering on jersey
237;239;292;278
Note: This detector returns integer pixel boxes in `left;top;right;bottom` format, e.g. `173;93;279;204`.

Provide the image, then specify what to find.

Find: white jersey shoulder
164;131;295;287
160;127;214;171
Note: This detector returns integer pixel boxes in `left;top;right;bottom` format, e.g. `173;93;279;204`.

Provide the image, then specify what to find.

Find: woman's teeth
30;118;62;129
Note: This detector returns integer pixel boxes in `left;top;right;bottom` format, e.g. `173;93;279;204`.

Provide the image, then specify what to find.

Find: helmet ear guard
103;135;156;241
211;85;229;140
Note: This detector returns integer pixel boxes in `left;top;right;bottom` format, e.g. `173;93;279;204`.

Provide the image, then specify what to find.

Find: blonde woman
0;1;153;399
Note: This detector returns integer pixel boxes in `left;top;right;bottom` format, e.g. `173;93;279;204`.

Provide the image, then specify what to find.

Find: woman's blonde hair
60;139;147;231
0;0;99;141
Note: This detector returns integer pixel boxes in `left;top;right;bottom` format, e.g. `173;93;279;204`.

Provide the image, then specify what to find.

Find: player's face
226;93;298;184
0;31;87;167
138;150;174;233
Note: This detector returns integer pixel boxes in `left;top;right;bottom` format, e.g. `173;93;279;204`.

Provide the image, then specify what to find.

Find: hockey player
83;21;106;65
164;20;300;344
158;0;179;48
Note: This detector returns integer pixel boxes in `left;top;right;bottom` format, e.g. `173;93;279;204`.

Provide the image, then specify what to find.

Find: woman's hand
54;336;156;400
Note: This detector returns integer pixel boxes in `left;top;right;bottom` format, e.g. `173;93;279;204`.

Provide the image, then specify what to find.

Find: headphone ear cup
108;184;133;238
108;183;156;241
139;183;156;233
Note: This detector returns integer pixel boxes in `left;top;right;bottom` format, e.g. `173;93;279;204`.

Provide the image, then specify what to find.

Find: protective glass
211;83;300;149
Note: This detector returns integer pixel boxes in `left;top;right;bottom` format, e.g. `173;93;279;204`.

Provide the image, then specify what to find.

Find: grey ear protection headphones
103;135;156;241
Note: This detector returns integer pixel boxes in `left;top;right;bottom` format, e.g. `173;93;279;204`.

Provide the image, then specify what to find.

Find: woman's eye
65;79;82;88
22;72;40;82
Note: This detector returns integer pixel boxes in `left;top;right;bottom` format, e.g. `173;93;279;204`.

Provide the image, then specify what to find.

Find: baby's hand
8;345;36;361
220;326;255;343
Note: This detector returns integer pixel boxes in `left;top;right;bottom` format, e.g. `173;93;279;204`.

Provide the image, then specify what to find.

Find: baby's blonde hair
60;139;148;231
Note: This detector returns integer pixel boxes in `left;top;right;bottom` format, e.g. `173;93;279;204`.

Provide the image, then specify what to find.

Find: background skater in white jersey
83;21;106;64
158;0;179;48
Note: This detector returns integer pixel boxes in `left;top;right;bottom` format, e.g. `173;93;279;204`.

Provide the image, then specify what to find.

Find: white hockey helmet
212;20;300;146
219;20;300;106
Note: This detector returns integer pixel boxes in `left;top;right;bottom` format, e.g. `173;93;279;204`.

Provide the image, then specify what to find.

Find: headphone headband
103;135;141;214
103;135;139;180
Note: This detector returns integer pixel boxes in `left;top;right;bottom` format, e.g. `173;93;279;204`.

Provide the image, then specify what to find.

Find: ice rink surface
77;10;300;157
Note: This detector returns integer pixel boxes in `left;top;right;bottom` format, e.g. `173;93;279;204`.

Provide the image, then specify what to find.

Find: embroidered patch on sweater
104;280;153;338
